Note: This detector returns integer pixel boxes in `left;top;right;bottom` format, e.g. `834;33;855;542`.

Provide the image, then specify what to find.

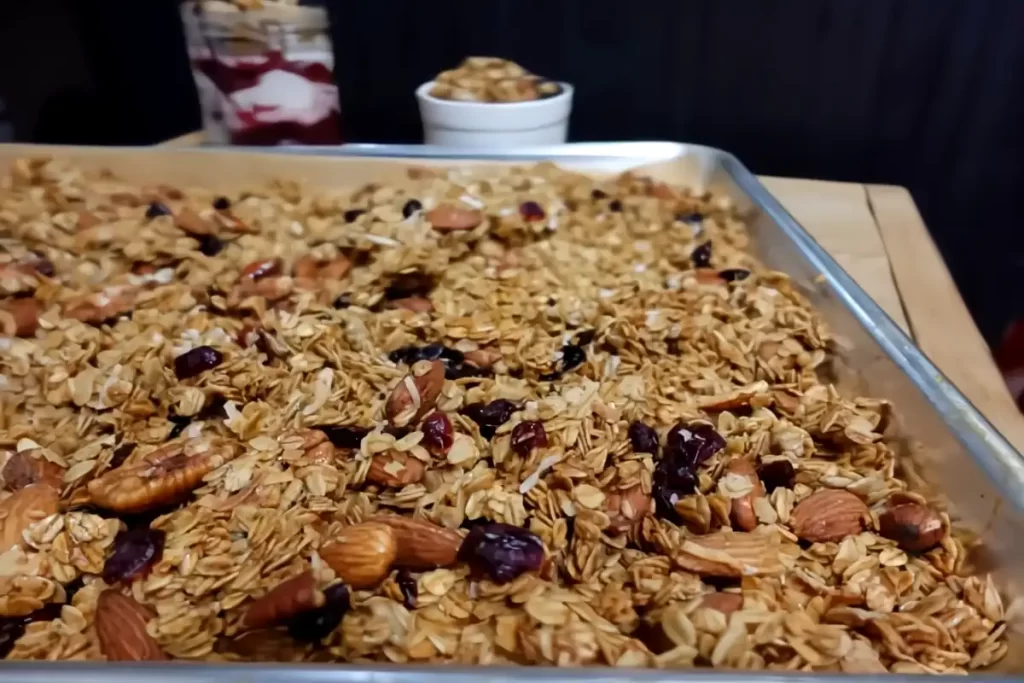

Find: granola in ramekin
429;57;563;103
0;156;1009;672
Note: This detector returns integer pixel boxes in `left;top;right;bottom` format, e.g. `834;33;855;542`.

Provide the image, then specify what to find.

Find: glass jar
180;2;342;146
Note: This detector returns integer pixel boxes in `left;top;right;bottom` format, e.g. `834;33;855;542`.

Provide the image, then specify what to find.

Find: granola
0;156;1009;673
429;57;563;103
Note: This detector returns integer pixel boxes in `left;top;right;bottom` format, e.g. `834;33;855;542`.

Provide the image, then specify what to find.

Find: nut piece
464;348;502;369
700;592;744;615
426;204;484;232
87;439;230;514
0;298;39;337
790;489;869;543
723;459;764;532
374;515;462;569
320;522;397;589
0;484;59;551
388;296;433;313
878;500;945;552
385;360;445;427
2;451;65;491
95;589;167;661
366;450;425;487
604;485;652;532
672;529;787;578
174;207;215;236
63;286;137;324
242;571;325;630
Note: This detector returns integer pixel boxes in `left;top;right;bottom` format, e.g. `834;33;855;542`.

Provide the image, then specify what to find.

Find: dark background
1;0;1021;347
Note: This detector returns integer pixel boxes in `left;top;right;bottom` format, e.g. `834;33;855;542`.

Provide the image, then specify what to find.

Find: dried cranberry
166;414;192;440
343;209;365;223
510;421;548;455
422;411;454;455
145;202;171;219
385;271;435;300
102;526;166;583
197;234;224;256
173;345;223;379
719;268;750;282
652;460;698;523
540;343;587;381
690;241;713;268
628;421;660;455
287;582;349;642
212;196;231;210
677;212;704;224
29;252;55;278
519;201;546;222
110;442;136;469
608;199;623;212
457;523;545;583
591;189;608;200
401;199;423;219
462;400;518;440
665;423;725;469
756;460;795;493
395;569;418;609
314;425;370;450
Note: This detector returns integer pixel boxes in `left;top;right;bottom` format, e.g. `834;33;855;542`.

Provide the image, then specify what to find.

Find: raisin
173;345;223;379
665;423;725;469
628;421;659;455
562;345;587;371
29;253;55;277
608;199;623;212
462;399;518;439
652;460;698;523
197;234;224;256
574;329;596;346
384;271;435;300
421;412;453;455
110;442;137;469
457;523;545;583
591;189;608;200
719;268;750;282
0;618;27;658
287;582;350;642
690;241;713;268
145;202;171;219
756;460;795;493
212;196;231;210
395;570;418;609
166;414;192;440
510;421;548;455
102;526;166;583
388;344;487;381
676;212;704;224
401;199;423;219
333;294;352;309
313;425;370;450
343;209;365;223
519;201;546;222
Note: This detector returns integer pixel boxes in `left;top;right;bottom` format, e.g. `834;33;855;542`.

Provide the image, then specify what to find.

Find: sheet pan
0;142;1020;681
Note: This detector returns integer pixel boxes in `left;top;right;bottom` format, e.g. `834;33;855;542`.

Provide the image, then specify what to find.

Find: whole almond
0;484;59;551
426;204;483;232
604;485;652;532
96;590;167;661
385;360;445;427
790;489;869;543
320;522;397;589
174;207;215;236
374;515;462;569
2;452;65;491
723;459;764;532
242;571;325;630
878;501;945;552
1;298;39;337
366;450;425;487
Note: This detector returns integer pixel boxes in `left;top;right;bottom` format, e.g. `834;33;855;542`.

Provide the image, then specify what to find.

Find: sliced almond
0;484;59;551
673;529;787;578
790;489;868;543
366;450;425;487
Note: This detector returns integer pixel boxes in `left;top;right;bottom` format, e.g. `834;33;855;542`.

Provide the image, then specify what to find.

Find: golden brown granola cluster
429;57;562;103
0;157;1008;673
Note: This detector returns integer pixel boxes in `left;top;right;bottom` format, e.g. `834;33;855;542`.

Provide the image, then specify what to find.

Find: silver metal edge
0;661;1015;683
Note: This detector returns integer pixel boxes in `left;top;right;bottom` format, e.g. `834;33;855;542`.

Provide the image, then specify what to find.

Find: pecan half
790;489;869;543
320;522;397;589
366;450;425;487
242;571;325;630
95;590;167;661
87;439;231;513
385;360;445;427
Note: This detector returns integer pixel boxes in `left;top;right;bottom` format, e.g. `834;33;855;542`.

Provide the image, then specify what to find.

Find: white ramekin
415;81;574;147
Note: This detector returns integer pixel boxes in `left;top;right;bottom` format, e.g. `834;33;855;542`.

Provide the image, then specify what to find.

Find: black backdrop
2;0;1022;345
